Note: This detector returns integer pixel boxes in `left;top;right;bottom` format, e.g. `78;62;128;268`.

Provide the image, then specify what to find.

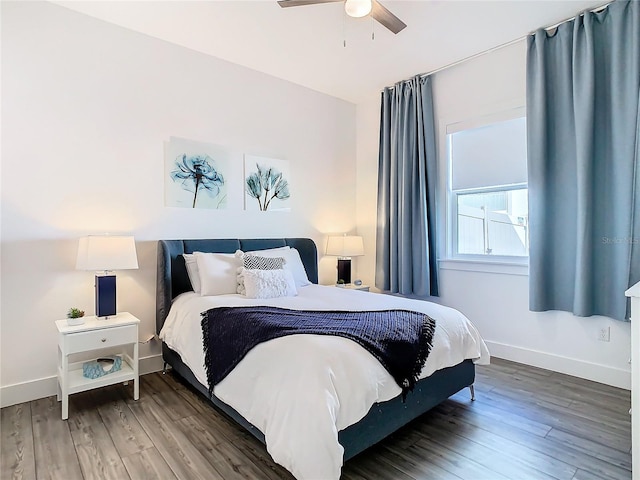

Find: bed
156;237;489;479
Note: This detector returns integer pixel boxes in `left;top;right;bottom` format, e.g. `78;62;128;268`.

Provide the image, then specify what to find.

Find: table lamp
76;235;138;318
326;235;364;284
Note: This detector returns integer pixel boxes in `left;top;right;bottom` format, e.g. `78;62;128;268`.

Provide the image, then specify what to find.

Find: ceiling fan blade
277;0;343;7
371;1;407;34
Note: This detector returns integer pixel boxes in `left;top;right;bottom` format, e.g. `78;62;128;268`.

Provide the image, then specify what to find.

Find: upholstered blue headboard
156;238;318;333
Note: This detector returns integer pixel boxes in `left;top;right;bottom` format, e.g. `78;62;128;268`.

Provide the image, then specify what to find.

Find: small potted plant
67;307;85;326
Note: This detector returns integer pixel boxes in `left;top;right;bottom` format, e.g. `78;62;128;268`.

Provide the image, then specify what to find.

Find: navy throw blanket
201;306;436;399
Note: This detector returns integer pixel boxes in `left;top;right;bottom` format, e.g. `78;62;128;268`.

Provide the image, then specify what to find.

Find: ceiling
53;0;605;104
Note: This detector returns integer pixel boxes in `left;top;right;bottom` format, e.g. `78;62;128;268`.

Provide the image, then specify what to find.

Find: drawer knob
101;338;107;343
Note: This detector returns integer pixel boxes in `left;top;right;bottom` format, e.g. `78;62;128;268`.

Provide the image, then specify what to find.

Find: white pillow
247;247;311;288
183;253;201;293
284;248;312;287
243;268;297;299
194;252;239;296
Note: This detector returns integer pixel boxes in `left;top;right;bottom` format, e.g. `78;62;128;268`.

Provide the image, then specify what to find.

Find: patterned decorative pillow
235;250;286;295
241;247;311;288
243;254;286;270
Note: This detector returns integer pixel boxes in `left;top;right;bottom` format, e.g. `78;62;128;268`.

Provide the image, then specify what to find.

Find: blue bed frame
156;238;475;461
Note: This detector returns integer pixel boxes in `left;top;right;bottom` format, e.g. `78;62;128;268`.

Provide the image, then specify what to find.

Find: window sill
439;258;529;276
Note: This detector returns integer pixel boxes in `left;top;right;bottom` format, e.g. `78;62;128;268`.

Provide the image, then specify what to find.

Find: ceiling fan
277;0;407;34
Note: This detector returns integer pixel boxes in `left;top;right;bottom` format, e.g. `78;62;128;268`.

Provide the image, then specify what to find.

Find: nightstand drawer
64;324;137;354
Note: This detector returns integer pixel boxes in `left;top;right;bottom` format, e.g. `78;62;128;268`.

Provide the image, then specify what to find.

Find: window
456;188;528;256
447;110;528;261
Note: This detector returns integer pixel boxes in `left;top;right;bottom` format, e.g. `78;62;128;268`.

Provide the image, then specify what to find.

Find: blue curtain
527;0;640;320
376;75;438;296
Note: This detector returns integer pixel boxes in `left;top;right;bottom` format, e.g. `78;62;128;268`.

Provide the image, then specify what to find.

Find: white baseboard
485;340;631;390
2;347;629;407
0;354;164;408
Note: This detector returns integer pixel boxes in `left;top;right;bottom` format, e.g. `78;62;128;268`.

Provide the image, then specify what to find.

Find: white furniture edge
625;281;639;477
55;312;139;333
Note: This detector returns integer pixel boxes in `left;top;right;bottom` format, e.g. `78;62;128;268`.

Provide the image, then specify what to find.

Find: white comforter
160;285;490;480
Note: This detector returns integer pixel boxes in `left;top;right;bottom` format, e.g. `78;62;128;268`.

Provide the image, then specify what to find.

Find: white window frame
445;107;528;267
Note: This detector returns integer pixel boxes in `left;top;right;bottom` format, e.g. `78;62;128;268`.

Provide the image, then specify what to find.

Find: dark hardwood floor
1;358;631;479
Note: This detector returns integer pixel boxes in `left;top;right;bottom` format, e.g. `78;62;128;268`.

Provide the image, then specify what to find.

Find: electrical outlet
597;326;611;342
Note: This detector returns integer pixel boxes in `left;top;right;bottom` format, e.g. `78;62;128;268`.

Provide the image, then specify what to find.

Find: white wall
355;41;631;389
1;1;357;406
355;93;380;286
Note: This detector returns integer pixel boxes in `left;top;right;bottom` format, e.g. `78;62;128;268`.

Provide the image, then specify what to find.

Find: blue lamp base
95;274;116;318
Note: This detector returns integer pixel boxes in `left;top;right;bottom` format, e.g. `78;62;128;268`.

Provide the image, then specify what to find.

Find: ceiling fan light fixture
344;0;372;18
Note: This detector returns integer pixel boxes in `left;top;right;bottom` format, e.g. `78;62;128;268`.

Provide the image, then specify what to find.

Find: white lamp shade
76;235;139;271
344;0;372;18
326;235;364;257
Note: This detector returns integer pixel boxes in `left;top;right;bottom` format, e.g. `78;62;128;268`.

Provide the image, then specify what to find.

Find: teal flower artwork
171;154;225;208
245;163;290;211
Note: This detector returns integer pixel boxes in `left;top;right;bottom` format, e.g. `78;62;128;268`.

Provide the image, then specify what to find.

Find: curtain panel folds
376;75;439;297
527;0;640;320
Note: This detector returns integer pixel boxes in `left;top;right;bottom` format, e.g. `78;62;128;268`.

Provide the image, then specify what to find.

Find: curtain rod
384;1;612;87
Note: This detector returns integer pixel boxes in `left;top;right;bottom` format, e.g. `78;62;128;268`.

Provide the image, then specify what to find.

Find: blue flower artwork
165;138;229;209
244;155;291;212
171;154;224;208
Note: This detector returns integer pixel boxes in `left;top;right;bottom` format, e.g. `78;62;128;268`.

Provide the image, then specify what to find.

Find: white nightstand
335;284;370;292
55;312;140;420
